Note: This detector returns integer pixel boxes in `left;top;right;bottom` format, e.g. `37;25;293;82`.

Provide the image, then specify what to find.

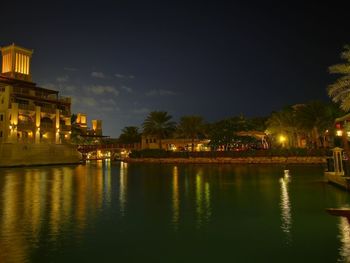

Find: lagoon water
0;161;349;262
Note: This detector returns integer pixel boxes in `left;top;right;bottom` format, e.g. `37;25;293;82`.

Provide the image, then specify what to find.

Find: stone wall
124;156;326;164
0;143;82;167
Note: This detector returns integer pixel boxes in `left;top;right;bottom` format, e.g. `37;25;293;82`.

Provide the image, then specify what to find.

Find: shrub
128;148;327;159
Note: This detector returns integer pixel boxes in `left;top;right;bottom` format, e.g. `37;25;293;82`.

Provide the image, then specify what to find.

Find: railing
58;96;71;103
40;122;54;130
13;87;30;95
77;144;127;153
41;107;56;114
13;90;71;105
18;104;35;111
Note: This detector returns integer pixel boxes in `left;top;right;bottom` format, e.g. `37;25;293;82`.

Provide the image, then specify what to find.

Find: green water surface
0;161;349;262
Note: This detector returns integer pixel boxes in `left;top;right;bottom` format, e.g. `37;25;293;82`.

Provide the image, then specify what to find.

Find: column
35;106;41;143
10;103;18;142
66;118;71;141
55;109;60;144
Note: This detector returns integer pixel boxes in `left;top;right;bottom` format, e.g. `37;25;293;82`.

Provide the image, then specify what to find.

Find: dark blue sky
1;1;349;136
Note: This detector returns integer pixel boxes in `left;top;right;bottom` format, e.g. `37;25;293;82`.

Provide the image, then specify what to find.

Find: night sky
1;1;349;136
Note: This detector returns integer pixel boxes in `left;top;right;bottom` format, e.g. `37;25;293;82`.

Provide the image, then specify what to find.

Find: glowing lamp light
9;125;12;130
336;130;343;137
279;135;286;143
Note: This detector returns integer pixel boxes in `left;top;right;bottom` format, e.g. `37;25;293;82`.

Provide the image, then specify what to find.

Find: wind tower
1;43;33;82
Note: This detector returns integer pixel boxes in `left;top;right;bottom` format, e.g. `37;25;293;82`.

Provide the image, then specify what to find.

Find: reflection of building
141;136;210;151
0;44;72;144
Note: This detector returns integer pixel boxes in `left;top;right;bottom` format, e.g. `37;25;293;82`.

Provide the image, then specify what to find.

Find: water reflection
172;166;180;230
119;162;128;217
75;164;88;232
338;217;350;262
0;164;342;262
0;163;116;262
104;160;112;205
0;173;28;263
279;174;292;243
195;170;211;229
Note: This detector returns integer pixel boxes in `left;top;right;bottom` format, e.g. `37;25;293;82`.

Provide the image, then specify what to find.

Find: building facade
75;112;103;136
0;44;72;144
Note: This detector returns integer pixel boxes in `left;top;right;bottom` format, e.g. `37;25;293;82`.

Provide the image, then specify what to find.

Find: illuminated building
75;113;103;136
0;43;72;144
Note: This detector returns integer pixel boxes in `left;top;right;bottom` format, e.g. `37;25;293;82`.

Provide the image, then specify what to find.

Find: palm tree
207;117;244;151
296;101;334;148
328;45;350;156
266;107;300;148
119;126;141;145
177;116;204;151
142;111;176;149
328;45;350;111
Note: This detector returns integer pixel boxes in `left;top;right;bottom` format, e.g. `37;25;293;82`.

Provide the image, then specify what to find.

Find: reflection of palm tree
177;116;204;151
142;111;176;149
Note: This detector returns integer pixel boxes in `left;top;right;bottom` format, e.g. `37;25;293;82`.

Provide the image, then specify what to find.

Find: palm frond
329;63;350;74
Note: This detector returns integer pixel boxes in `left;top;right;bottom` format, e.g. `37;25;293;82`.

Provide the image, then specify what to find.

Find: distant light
336;130;343;137
279;135;286;143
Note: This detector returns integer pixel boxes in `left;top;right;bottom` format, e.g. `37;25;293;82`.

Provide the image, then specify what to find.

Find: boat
326;208;350;217
324;147;350;190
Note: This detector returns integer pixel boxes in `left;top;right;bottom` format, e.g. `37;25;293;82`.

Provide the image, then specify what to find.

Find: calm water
0;161;349;262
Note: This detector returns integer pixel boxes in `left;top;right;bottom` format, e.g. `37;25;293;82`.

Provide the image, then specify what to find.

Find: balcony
40;122;54;131
18;104;35;111
41;107;57;114
58;96;71;103
12;91;71;106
